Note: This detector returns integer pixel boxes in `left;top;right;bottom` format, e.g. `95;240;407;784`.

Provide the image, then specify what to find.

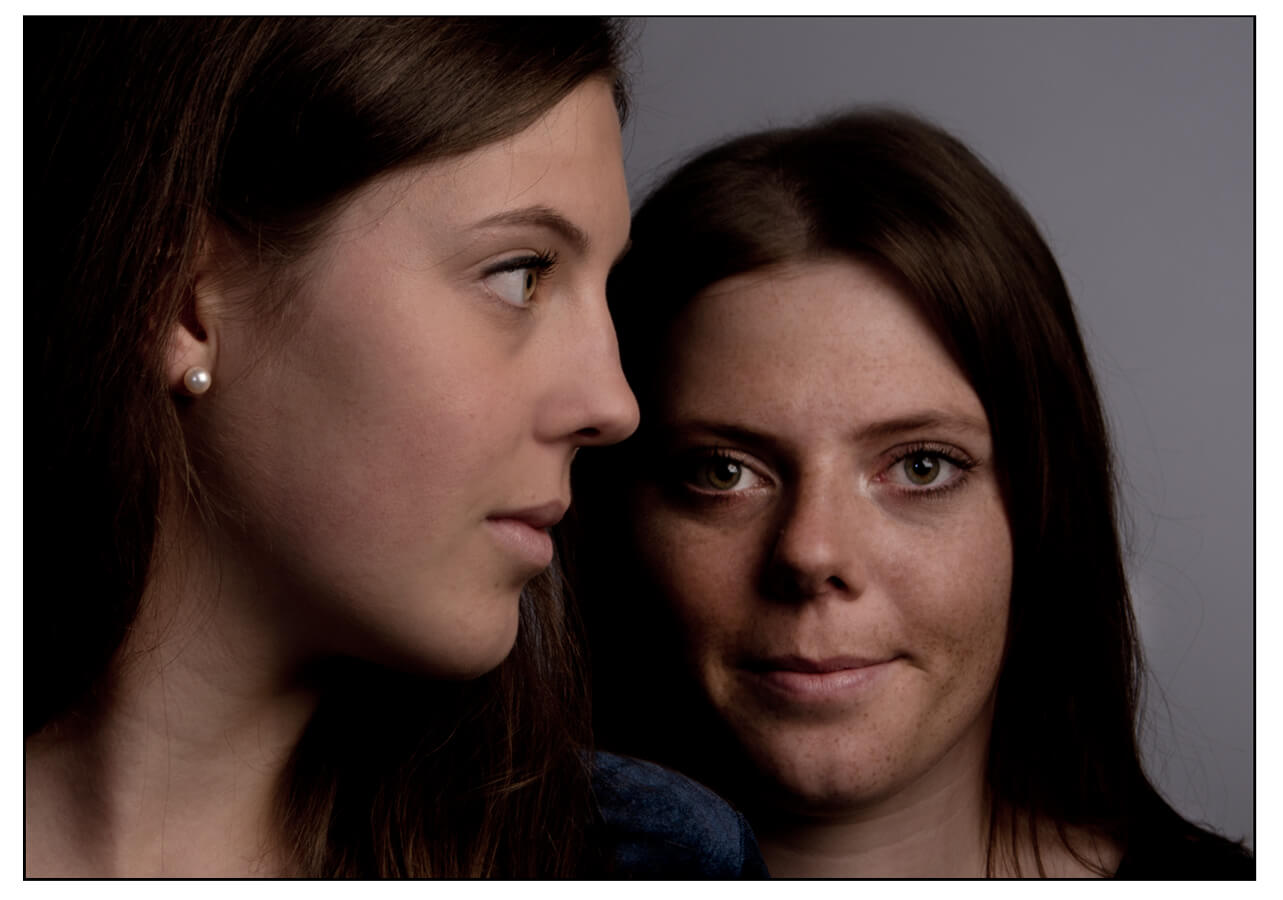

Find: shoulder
1114;814;1254;880
587;752;769;879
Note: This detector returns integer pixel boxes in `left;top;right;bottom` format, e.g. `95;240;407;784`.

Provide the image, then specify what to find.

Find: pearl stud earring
183;366;212;395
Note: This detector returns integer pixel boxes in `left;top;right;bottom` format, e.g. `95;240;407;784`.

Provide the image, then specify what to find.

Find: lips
746;655;891;675
741;654;900;703
484;500;567;571
487;500;568;530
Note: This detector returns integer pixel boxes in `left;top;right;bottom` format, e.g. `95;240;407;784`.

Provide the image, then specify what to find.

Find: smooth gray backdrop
619;16;1253;847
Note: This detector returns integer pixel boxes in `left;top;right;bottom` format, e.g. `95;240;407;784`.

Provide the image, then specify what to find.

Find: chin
432;613;523;680
357;589;524;681
446;636;521;680
754;767;904;819
732;727;900;815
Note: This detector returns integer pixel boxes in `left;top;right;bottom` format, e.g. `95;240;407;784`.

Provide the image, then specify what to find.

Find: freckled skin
632;259;1013;817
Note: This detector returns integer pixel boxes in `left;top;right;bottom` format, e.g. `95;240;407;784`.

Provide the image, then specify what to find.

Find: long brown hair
28;16;629;876
570;109;1221;875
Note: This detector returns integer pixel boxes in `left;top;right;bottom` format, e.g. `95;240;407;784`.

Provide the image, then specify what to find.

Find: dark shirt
588;752;769;878
590;750;1256;879
1114;814;1254;879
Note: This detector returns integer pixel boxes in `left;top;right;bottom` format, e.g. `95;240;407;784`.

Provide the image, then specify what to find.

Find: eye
882;448;972;493
903;453;948;485
487;269;538;307
685;451;766;493
482;251;557;308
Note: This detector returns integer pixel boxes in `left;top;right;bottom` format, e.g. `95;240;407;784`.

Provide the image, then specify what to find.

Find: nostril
762;565;852;604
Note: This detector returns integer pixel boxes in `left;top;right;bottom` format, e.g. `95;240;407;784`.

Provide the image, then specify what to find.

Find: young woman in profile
569;109;1253;878
26;17;764;877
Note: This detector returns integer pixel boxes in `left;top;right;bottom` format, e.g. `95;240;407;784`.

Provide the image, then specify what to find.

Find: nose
543;293;640;448
761;472;868;603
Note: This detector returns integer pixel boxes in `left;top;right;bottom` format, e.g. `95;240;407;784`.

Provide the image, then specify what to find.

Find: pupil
711;459;740;488
909;455;937;483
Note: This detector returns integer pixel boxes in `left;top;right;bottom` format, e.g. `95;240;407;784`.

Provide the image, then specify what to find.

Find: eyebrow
470;206;590;256
658;411;989;449
657;421;784;456
851;411;990;443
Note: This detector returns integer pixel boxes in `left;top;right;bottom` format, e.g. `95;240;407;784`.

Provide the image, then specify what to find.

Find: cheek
196;306;529;599
226;366;492;536
887;499;1013;690
631;496;763;655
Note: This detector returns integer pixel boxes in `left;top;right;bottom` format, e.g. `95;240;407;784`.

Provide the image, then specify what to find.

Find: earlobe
181;366;212;395
166;264;221;398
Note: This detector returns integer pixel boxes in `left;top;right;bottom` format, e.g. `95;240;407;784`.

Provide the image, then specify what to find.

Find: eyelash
481;249;559;306
487;249;558;276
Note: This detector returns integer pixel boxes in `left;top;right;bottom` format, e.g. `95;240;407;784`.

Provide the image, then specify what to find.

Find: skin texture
631;258;1015;875
25;78;638;876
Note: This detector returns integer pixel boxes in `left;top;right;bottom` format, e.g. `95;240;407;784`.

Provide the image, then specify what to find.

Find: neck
25;503;322;877
748;729;1119;879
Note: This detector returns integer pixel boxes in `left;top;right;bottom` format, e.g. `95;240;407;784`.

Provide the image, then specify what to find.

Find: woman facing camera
570;110;1253;877
27;17;763;877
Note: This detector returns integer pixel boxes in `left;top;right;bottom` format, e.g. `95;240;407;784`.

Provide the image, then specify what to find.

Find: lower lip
746;661;897;702
484;518;554;570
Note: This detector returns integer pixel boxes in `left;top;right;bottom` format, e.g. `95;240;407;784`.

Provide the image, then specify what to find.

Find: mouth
488;500;568;530
484;500;568;571
740;654;901;702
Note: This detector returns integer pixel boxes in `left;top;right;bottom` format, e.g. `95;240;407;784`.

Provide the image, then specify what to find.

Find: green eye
702;457;743;491
903;453;941;485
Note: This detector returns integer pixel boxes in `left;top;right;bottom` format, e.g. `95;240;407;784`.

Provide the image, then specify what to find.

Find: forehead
326;78;628;254
426;77;626;214
657;259;985;433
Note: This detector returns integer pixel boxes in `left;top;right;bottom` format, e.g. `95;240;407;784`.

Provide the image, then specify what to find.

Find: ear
166;241;223;397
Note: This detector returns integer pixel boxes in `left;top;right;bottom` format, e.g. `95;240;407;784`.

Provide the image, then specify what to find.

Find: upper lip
487;500;568;530
745;655;894;674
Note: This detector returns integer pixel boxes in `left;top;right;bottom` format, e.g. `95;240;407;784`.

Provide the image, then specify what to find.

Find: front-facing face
193;79;637;677
631;259;1012;816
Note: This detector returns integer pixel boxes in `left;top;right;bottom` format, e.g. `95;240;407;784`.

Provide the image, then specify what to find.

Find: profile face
631;259;1013;814
195;78;638;677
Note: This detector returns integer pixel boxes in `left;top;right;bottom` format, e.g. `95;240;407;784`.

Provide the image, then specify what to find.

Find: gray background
618;16;1253;847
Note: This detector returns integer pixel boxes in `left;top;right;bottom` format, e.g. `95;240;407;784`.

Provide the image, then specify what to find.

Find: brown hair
28;16;629;876
571;108;1216;875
